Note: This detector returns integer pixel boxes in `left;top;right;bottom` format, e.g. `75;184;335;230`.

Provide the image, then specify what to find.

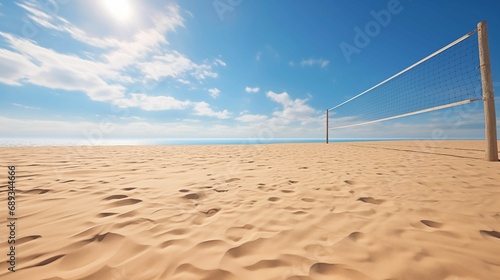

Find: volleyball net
326;22;498;161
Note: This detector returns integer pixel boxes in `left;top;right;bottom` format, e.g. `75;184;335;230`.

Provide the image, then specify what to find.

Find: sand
0;140;499;280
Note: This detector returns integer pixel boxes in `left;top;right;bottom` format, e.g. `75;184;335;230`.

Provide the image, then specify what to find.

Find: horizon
1;0;500;141
0;136;487;148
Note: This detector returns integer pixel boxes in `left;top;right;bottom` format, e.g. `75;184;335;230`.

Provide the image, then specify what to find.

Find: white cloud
0;32;125;101
236;114;268;123
138;52;221;83
0;110;487;140
113;93;192;111
245;86;260;93
191;63;219;80
255;51;261;61
139;51;218;81
12;103;40;110
0;48;38;86
208;88;221;98
113;93;231;119
0;115;239;138
193;102;230;119
17;1;130;50
119;116;146;121
255;46;280;62
300;58;330;68
266;91;293;106
214;58;226;67
266;91;319;125
184;9;194;18
0;2;224;109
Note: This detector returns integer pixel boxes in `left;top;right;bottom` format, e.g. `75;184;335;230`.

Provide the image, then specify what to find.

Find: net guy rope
326;21;498;162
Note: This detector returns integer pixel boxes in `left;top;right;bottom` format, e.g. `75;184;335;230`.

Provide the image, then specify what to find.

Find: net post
326;110;329;144
478;21;499;162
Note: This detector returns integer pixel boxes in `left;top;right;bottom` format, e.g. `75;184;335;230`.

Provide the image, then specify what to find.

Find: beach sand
0;140;499;280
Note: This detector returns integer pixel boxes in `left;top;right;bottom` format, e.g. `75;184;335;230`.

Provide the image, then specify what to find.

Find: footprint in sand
182;193;200;200
17;235;42;245
225;178;240;183
281;190;294;194
201;208;221;217
98;212;117;217
24;189;50;194
103;194;128;200
420;220;443;228
357;197;384;205
348;231;365;241
480;230;500;239
110;198;142;207
30;255;65;268
179;189;190;193
301;198;315;203
226;224;255;242
268;197;281;202
258;185;276;192
122;187;136;191
308;262;370;278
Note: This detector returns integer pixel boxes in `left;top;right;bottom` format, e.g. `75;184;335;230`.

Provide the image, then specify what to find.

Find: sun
104;0;132;21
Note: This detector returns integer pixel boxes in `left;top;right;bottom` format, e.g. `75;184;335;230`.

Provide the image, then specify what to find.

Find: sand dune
1;140;499;279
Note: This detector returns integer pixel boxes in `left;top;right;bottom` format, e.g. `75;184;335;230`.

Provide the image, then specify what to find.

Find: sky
1;0;500;141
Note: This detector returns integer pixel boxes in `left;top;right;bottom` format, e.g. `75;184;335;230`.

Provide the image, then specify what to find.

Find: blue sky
1;0;500;140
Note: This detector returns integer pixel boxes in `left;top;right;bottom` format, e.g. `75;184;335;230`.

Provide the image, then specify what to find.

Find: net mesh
328;30;482;129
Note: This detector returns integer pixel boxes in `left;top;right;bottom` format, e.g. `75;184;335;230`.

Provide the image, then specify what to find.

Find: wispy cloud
17;1;185;68
139;51;219;82
236;114;268;123
0;1;226;113
113;93;192;111
193;102;230;119
299;58;330;68
0;115;236;138
12;103;40;110
245;86;260;93
214;58;226;67
0;32;125;101
113;93;228;119
208;88;221;98
255;45;280;62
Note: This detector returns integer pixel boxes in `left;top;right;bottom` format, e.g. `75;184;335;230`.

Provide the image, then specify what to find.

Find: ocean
0;138;401;147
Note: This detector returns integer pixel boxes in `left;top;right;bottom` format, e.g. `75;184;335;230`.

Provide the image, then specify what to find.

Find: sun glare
104;0;132;21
